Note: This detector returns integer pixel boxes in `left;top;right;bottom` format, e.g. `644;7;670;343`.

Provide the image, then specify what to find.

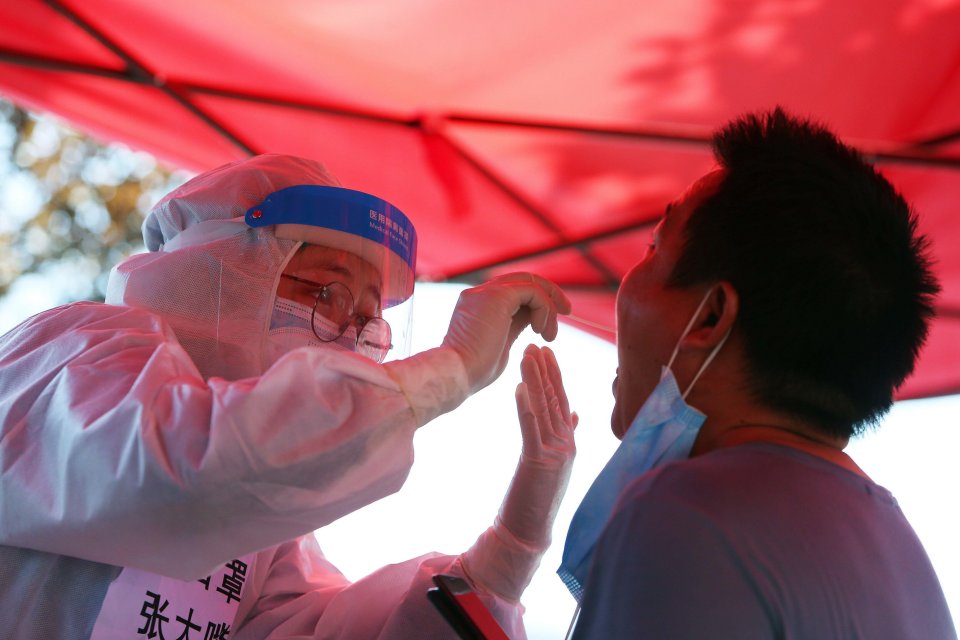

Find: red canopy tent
1;0;958;399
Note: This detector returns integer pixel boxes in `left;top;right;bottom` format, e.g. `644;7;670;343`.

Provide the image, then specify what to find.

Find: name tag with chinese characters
90;554;256;639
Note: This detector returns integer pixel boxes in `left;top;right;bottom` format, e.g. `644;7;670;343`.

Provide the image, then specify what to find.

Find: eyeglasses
280;273;392;363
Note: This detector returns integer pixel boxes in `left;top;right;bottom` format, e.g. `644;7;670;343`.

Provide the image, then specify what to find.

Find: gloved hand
462;344;578;602
500;344;578;547
442;273;571;394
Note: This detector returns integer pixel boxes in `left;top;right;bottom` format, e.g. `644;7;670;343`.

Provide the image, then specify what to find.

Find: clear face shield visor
246;185;417;363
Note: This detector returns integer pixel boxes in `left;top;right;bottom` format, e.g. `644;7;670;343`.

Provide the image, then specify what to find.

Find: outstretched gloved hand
462;344;578;602
501;344;578;547
443;273;571;394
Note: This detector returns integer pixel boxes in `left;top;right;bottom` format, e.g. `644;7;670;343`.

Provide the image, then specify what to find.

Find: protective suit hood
106;154;343;380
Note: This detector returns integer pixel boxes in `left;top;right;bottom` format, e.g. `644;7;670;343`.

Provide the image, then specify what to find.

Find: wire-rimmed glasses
280;273;392;363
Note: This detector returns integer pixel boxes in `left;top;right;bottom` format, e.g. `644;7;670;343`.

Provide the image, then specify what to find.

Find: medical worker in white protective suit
0;154;578;639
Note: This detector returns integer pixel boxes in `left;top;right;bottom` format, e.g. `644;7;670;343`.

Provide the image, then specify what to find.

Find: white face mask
558;288;731;604
263;297;358;369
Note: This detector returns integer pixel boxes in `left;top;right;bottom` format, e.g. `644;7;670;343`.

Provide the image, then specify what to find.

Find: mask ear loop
664;288;733;400
215;257;223;345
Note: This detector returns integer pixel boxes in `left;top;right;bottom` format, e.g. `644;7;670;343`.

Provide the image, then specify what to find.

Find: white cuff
460;522;547;603
383;346;471;427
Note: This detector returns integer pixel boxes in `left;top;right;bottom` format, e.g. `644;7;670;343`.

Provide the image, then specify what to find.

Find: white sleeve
234;536;526;640
0;303;427;579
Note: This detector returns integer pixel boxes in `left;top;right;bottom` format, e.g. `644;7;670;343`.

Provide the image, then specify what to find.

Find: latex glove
501;344;578;546
442;273;571;394
462;344;578;602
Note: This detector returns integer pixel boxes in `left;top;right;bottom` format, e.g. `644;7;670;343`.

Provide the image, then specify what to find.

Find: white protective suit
0;155;567;639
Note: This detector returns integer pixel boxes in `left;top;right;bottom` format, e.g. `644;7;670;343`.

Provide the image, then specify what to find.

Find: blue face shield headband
558;288;731;606
245;185;417;308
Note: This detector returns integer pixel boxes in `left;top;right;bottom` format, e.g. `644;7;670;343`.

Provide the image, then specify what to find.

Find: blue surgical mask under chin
557;365;706;603
557;288;730;604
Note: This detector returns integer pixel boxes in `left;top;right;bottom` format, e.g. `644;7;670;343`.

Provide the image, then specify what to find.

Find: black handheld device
427;574;511;640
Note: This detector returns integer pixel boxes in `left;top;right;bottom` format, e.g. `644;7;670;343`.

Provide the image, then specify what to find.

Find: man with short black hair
538;108;956;638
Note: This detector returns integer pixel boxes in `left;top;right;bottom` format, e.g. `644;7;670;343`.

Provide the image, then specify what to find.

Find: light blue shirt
572;443;957;639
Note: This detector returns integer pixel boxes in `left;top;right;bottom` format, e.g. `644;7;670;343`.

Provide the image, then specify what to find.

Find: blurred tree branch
0;97;190;303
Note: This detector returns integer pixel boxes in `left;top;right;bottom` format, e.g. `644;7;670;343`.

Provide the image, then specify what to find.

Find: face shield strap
159;217;250;253
245;185;417;307
266;237;304;311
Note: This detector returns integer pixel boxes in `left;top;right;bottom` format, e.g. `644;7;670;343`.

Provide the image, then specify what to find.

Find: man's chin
610;412;626;441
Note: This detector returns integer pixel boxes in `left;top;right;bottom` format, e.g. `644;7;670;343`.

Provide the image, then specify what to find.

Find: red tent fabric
1;0;958;399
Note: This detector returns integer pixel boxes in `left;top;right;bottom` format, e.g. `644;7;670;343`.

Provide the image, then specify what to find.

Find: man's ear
682;281;738;350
